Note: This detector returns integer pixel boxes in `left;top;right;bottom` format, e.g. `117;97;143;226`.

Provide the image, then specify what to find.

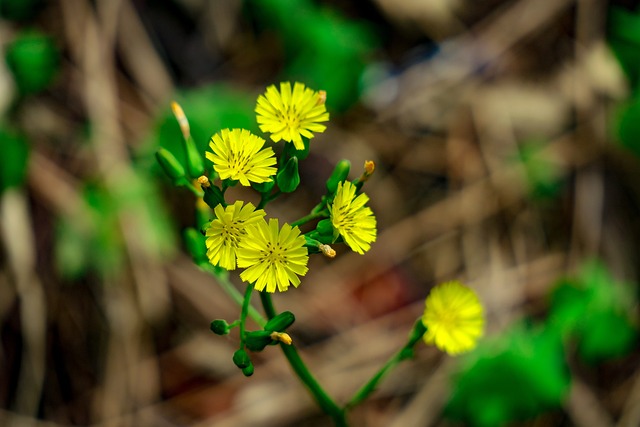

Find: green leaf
445;325;570;427
5;30;59;95
0;127;29;193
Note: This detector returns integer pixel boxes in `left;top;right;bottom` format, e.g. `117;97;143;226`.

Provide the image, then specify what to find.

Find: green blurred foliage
517;141;563;200
142;84;255;175
0;0;43;22
0;126;29;193
446;261;637;425
245;0;379;112
55;172;176;280
609;7;640;155
445;325;570;427
4;30;59;95
549;261;638;363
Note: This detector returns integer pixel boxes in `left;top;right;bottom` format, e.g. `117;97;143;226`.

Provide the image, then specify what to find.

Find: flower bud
264;311;296;332
232;349;251;369
270;331;293;345
184;227;207;262
210;319;230;335
184;136;205;178
156;148;186;183
326;160;350;194
242;363;254;377
276;156;300;193
202;185;225;209
245;330;274;352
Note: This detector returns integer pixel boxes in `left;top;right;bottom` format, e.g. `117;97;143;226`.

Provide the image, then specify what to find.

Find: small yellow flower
255;82;330;150
237;218;309;293
206;128;277;186
205;201;266;270
422;281;484;355
330;181;377;254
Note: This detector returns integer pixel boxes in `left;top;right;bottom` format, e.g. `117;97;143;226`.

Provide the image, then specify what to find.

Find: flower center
264;241;287;264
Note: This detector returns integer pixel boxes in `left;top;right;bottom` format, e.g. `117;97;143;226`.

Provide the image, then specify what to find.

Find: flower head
237;218;309;293
422;281;484;355
330;181;377;254
205;201;266;270
206;128;277;186
255;82;329;150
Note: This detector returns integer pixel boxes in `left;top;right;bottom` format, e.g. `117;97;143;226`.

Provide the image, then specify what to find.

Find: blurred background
1;0;639;426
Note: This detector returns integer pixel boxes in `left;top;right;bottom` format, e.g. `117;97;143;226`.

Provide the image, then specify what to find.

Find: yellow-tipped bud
270;331;293;345
319;244;336;258
317;90;327;105
359;160;375;183
171;101;190;140
197;175;211;188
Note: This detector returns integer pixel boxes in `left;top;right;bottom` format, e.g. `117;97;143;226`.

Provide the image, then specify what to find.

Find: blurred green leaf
140;84;255;175
609;7;640;86
549;261;638;363
0;126;29;193
5;30;59;95
246;0;379;111
445;325;570;427
55;173;176;280
613;92;640;156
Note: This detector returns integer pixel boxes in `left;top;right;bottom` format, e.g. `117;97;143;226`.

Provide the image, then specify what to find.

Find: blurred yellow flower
205;201;266;270
237;218;309;293
255;82;329;150
422;281;484;355
330;181;377;254
206;128;277;186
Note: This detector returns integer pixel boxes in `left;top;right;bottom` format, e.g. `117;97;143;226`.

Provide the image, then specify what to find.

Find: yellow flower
206;128;277;186
205;201;266;270
330;181;377;254
422;281;484;355
255;82;329;150
237;218;309;293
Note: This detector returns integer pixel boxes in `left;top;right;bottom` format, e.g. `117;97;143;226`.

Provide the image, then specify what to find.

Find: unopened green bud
242;363;254;377
210;319;230;335
232;349;251;369
184;227;207;262
316;219;333;235
156;148;186;183
251;179;275;194
264;311;295;332
326;160;350;193
184;136;205;178
245;330;274;351
202;185;225;209
276;157;300;193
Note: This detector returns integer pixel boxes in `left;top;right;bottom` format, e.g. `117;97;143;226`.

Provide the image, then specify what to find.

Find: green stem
257;190;281;209
183;180;204;197
346;319;427;409
239;283;254;348
259;292;348;427
291;210;328;228
209;268;266;328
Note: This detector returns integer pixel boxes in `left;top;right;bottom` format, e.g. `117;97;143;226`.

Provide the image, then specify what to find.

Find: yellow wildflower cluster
196;82;377;293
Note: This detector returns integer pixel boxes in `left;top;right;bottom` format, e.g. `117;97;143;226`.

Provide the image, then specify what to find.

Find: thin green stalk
260;292;348;427
346;319;427;409
291;210;328;228
183;180;204;197
239;283;254;348
257;190;281;209
210;268;266;327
